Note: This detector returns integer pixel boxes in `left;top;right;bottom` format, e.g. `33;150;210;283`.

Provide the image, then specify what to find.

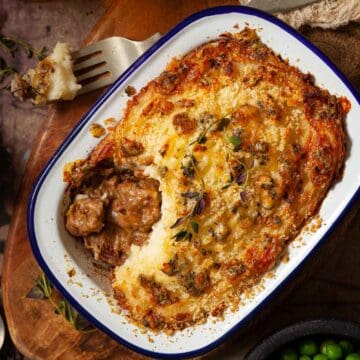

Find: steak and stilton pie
64;28;350;333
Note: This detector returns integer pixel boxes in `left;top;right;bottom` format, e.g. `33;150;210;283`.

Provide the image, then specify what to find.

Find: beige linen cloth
240;0;360;29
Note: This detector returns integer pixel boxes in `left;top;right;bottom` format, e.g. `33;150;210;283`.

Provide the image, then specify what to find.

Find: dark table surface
0;0;107;274
0;1;107;356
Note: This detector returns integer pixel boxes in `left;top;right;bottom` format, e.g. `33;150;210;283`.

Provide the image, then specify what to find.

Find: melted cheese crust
82;29;350;332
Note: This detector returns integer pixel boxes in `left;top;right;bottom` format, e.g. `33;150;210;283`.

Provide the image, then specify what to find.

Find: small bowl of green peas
245;319;360;360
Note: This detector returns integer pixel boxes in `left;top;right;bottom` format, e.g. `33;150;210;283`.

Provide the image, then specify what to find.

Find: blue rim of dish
27;5;360;359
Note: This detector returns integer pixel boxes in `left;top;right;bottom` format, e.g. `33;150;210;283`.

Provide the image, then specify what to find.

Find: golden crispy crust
66;28;350;332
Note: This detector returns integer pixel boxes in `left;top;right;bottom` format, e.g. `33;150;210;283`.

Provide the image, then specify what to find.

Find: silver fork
72;33;162;95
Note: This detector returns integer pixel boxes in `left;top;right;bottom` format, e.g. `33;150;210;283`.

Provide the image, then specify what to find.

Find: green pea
299;356;311;360
339;340;354;355
321;340;336;355
280;347;298;360
346;354;360;360
313;355;328;360
299;340;318;355
325;344;342;360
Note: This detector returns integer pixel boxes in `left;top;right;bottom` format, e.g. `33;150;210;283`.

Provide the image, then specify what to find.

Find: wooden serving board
3;1;360;359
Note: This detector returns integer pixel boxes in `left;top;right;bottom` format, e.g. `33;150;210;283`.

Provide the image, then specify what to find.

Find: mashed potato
11;42;81;105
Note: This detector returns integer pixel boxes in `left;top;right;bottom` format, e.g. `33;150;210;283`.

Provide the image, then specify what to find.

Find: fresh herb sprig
27;273;95;334
0;34;48;88
181;154;197;179
171;191;205;242
0;34;47;60
222;154;248;189
173;115;229;241
223;131;250;189
221;173;234;189
190;116;230;145
227;127;242;152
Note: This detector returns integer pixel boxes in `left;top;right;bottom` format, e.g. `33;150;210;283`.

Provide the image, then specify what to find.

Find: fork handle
75;32;162;95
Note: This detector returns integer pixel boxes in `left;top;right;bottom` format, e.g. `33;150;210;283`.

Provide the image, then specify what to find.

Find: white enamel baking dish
28;6;360;358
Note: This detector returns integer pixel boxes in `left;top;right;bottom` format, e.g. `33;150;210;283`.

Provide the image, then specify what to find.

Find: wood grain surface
2;1;360;359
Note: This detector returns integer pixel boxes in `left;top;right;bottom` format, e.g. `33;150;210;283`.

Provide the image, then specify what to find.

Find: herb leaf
0;35;48;59
55;300;95;333
181;191;200;199
181;164;195;178
35;273;53;298
0;36;17;56
192;119;214;145
181;155;197;179
173;229;192;241
35;46;47;61
191;220;199;234
216;117;230;131
197;134;207;144
221;173;234;189
229;131;242;152
170;217;186;229
229;135;241;146
233;163;247;185
192;193;206;215
27;273;95;334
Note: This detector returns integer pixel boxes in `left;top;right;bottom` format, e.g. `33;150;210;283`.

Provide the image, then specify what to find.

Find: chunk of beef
66;198;104;237
110;179;161;230
84;225;129;266
65;164;162;267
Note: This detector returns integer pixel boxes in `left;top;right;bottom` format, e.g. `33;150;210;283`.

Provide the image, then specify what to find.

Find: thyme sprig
173;115;230;241
190;116;230;145
26;272;95;334
171;191;205;242
0;34;47;60
227;128;242;152
221;173;234;189
181;154;197;179
223;139;249;189
0;35;48;89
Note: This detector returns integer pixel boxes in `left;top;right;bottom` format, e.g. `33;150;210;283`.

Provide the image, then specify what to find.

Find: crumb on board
309;215;323;232
104;117;116;126
282;251;290;264
233;23;239;29
265;271;276;279
67;268;76;277
147;335;154;343
111;307;121;315
125;85;136;97
104;117;117;131
90;123;106;138
67;278;83;287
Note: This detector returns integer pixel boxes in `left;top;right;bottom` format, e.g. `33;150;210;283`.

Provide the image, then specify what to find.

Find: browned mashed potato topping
64;28;350;333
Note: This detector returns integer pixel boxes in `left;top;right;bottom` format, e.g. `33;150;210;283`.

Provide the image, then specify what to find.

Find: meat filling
110;179;161;230
66;198;104;237
65;165;161;266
